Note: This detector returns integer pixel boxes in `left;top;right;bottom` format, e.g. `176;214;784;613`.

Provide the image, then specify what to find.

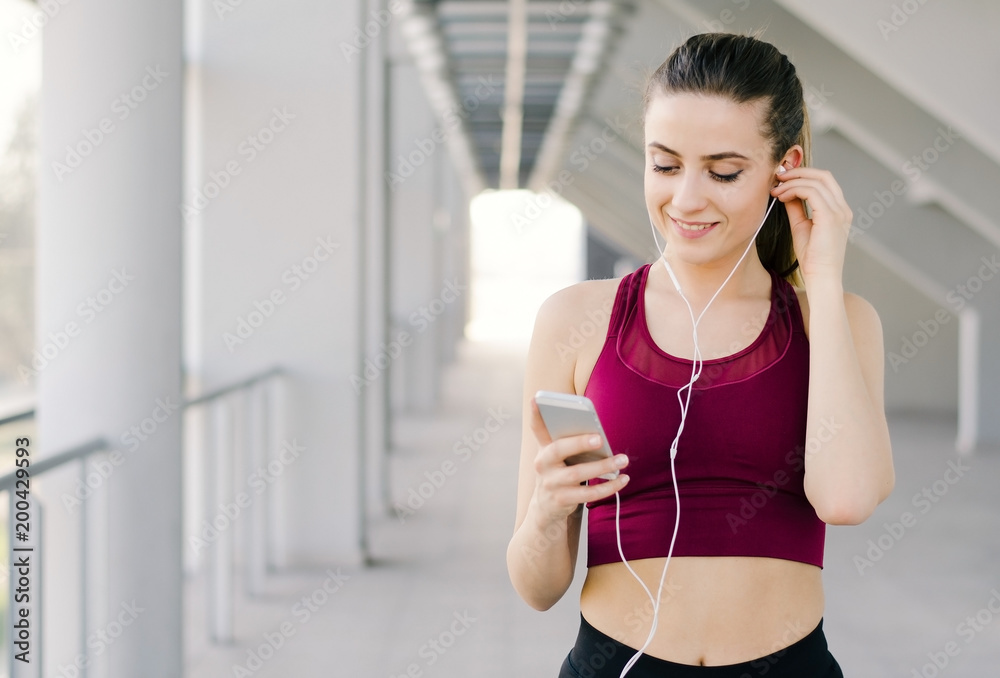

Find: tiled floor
185;337;1000;677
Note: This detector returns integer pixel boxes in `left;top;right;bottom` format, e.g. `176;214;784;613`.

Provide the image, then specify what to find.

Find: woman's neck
651;253;772;311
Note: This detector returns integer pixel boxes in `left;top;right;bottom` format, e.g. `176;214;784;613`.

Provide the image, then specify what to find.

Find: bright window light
467;189;584;345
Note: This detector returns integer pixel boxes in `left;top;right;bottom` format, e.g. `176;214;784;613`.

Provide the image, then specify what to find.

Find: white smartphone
533;390;618;480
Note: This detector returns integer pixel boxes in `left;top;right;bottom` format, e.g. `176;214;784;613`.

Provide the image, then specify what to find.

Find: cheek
643;174;664;206
644;171;673;199
716;180;764;211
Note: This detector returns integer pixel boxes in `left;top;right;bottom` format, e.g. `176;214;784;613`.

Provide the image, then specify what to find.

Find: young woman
506;33;894;677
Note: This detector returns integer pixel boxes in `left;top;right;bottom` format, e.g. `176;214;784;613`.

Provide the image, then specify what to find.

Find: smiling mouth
671;217;718;231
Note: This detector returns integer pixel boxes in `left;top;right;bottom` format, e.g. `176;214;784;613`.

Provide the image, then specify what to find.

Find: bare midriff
579;556;824;666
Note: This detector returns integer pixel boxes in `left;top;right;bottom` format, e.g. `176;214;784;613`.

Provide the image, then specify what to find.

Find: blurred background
0;0;998;676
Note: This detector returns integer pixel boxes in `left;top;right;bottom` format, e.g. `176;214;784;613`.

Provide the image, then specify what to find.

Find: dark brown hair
643;32;810;287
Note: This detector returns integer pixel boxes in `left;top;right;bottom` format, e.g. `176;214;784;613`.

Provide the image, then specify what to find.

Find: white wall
188;0;365;567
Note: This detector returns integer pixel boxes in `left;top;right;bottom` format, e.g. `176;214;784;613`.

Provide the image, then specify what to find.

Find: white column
363;0;392;521
957;309;980;454
191;0;365;566
38;1;183;675
388;59;441;415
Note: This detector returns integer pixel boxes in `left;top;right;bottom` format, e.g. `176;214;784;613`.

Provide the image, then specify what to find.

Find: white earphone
614;166;784;677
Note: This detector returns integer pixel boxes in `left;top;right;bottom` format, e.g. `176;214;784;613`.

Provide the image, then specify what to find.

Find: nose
670;170;709;216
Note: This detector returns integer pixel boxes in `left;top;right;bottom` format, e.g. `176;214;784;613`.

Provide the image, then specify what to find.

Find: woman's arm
771;165;895;525
506;285;629;611
801;281;894;524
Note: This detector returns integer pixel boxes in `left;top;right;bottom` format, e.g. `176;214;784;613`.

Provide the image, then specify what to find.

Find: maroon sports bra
583;262;825;568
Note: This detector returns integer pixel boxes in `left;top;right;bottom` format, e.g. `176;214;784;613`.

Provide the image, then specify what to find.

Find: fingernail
619;474;629;485
615;454;628;468
589;435;601;446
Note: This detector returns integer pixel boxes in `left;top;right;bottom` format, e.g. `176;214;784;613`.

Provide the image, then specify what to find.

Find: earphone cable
615;195;778;678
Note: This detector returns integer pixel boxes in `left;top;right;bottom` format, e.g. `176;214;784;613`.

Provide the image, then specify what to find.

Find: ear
779;144;805;170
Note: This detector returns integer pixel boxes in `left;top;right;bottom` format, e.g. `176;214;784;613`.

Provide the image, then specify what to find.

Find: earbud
776;165;787;175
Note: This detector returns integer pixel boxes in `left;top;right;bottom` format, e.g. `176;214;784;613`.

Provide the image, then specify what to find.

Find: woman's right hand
527;395;630;524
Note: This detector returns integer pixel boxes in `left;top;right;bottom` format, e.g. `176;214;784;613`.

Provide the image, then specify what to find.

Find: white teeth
676;220;714;231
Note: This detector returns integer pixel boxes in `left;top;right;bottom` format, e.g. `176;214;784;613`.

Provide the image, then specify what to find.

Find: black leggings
558;614;844;678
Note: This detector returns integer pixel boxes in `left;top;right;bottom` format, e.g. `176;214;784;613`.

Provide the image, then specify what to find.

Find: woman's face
643;92;779;268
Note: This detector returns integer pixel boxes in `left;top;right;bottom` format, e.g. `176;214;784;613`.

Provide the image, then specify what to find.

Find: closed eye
651;165;744;184
711;170;743;183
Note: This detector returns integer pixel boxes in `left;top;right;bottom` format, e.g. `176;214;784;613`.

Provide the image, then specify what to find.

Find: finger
555;451;629;484
781;188;851;237
774;177;840;213
535;433;600;476
561;473;631;504
792;167;845;203
774;186;808;229
547;432;616;467
773;180;843;230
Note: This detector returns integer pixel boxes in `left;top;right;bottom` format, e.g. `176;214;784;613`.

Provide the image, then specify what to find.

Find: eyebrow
647;142;749;162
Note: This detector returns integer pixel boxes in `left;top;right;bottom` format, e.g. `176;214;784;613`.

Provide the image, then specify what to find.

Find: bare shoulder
529;275;624;394
534;276;621;334
842;291;883;334
792;285;885;412
562;276;620;315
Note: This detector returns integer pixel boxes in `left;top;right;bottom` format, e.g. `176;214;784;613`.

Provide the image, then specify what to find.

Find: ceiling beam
499;0;528;189
528;0;632;192
396;0;487;198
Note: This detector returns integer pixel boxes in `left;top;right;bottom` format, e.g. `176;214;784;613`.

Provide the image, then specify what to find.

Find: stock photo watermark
54;600;144;678
394;406;512;522
350;278;466;393
211;0;261;21
17;267;135;384
385;77;497;191
546;0;586;30
726;416;843;534
223;235;339;353
877;0;932;40
189;439;305;554
121;396;180;452
622;579;683;636
230;567;351;676
554;296;615;363
908;587;1000;677
699;0;750;33
510;115;630;234
7;0;73;53
887;254;999;372
849;126;962;243
61;395;181;513
391;610;478;678
181;106;296;221
853;457;970;575
51;66;169;182
339;0;406;61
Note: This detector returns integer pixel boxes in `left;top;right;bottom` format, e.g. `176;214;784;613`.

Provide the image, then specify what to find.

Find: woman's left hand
770;166;852;287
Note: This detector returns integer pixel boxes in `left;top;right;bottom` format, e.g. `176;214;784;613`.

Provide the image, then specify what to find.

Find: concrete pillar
38;1;183;675
189;0;364;567
959;310;1000;452
362;0;392;524
388;59;441;414
438;156;472;364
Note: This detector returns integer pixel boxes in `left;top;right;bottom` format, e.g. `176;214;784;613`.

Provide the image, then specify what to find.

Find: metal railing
0;364;286;674
0;408;35;428
184;366;286;644
0;436;109;678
